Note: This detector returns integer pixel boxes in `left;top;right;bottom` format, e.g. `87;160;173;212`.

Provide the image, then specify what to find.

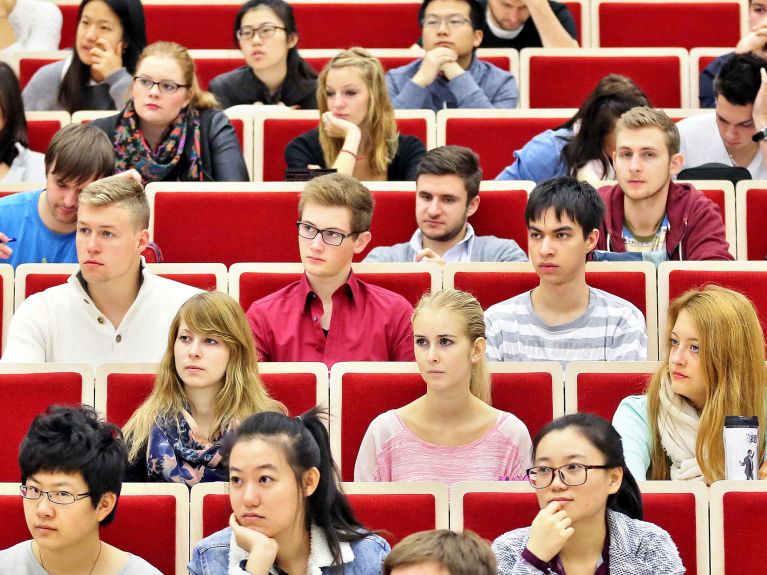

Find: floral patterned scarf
113;101;203;183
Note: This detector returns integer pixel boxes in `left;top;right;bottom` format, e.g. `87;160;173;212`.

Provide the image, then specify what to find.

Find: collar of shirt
485;7;525;38
408;223;476;263
298;270;361;311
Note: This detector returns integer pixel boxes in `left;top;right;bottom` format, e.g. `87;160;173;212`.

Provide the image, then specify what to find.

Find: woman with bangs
613;285;767;483
285;47;425;181
123;291;285;485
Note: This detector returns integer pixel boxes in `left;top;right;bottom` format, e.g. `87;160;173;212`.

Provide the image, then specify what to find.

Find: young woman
91;41;250;182
0;62;44;183
209;0;317;109
22;0;146;112
496;74;650;183
613;285;767;484
188;408;390;575
285;47;425;181
354;289;531;485
122;291;285;485
492;413;684;575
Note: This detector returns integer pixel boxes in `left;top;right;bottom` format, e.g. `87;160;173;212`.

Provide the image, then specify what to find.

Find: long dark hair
58;0;147;113
532;413;643;520
221;407;371;566
233;0;317;85
0;62;27;166
559;74;650;178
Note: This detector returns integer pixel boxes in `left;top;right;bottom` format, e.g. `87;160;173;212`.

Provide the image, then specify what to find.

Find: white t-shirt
0;541;162;574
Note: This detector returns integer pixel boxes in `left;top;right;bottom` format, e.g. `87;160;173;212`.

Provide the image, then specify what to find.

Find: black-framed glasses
526;463;610;489
133;76;190;95
421;16;472;29
236;24;287;41
296;221;359;246
20;485;92;505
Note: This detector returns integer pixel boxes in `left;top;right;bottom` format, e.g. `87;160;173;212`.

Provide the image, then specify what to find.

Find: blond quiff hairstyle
79;174;150;230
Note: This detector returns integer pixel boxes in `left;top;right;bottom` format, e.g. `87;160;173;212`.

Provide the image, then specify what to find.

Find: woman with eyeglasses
209;0;317;109
91;41;249;182
285;47;426;181
492;413;684;575
23;0;146;113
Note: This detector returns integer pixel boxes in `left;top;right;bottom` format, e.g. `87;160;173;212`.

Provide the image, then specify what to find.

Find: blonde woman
285;47;425;181
354;289;531;484
123;291;285;485
92;41;248;182
613;285;767;483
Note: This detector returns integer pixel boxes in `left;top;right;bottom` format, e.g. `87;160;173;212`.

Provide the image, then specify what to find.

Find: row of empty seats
0;477;759;574
7;47;740;111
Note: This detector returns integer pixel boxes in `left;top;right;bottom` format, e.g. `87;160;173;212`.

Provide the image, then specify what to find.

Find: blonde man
2;175;200;367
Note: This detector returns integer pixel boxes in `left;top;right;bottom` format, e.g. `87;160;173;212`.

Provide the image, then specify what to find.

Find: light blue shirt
408;223;476;263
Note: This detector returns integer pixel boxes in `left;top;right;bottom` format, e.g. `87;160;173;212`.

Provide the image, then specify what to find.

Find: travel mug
723;416;759;480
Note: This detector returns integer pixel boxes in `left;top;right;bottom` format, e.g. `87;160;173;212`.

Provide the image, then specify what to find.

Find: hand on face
89;38;124;80
229;513;279;573
412;47;459;87
753;68;767;129
525;501;575;562
321;111;361;140
736;26;767;54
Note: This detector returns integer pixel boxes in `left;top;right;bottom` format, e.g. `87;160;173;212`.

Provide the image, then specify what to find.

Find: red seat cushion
575;372;650;422
721;491;767;572
27;118;66;154
643;492;699;574
743;188;767;260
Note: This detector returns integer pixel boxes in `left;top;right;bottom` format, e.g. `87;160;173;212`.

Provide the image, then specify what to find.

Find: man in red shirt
246;173;416;367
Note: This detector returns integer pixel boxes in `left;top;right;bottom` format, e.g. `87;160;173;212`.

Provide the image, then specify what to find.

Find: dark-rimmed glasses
526;463;610;489
133;76;191;95
297;221;359;246
20;485;92;505
236;24;287;41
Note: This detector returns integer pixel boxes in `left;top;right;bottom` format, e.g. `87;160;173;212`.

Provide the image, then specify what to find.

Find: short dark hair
45;124;115;185
19;405;127;526
714;52;767;106
525;177;605;239
416;145;482;203
0;62;28;167
418;0;485;30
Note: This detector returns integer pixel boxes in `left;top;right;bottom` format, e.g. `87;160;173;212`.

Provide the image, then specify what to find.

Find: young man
383;530;496;575
484;177;647;366
2;175;200;367
0;405;160;573
387;0;518;111
363;145;526;264
679;52;767;179
247;173;415;367
596;107;733;262
0;123;114;268
479;0;577;49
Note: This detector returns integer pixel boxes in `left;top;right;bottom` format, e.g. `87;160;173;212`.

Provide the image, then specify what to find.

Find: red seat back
260;372;322;416
720;491;767;572
560;0;582;45
104;373;155;429
574;371;650;421
26;117;67;154
490;371;556;439
0;494;30;548
19;57;60;90
742;187;767;260
642;491;700;574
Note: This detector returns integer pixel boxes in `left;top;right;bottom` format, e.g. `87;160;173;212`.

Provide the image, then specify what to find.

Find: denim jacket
188;525;390;575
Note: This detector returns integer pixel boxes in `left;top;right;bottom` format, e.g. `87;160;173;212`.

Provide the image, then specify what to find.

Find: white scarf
657;372;705;481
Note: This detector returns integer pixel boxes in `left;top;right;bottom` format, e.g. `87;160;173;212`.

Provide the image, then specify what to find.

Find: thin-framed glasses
20;485;92;505
133;76;190;95
421;16;472;29
526;463;610;489
296;221;359;246
236;24;287;41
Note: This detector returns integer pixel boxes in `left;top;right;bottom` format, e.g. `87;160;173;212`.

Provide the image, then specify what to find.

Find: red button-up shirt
246;272;415;367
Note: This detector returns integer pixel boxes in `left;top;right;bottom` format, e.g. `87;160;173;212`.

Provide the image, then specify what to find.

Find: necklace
39;542;102;575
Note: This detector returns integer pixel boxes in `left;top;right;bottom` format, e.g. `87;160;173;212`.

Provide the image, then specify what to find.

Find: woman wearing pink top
354;289;532;485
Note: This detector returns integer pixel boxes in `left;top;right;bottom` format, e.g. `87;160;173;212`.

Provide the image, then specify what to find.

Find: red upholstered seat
26;117;68;154
0;266;10;357
738;185;767;260
103;373;155;428
0;492;33;548
489;371;557;439
642;491;700;574
560;0;583;45
719;490;767;572
19;57;60;90
259;372;323;416
572;371;650;421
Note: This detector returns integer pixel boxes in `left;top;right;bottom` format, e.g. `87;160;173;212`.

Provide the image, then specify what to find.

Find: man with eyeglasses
246;173;415;367
386;0;518;111
0;405;161;573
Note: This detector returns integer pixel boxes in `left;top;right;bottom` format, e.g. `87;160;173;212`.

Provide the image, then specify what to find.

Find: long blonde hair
412;290;491;404
317;47;399;175
647;285;766;483
123;292;285;463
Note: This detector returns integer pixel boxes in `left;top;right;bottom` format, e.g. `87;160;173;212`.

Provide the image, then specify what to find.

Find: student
699;0;767;108
0;0;62;53
285;48;425;181
355;289;531;485
0;405;161;574
383;530;496;575
492;413;684;574
23;0;146;113
613;285;767;483
496;74;650;183
188;408;391;575
485;177;647;366
0;62;44;184
0;123;114;268
246;173;415;367
209;0;317;109
595;107;733;262
2;175;200;367
478;0;577;49
364;145;527;265
92;41;249;183
387;0;519;111
123;291;286;485
679;52;767;179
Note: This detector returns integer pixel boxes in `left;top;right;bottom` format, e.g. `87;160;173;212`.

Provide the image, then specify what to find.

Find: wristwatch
752;127;767;142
